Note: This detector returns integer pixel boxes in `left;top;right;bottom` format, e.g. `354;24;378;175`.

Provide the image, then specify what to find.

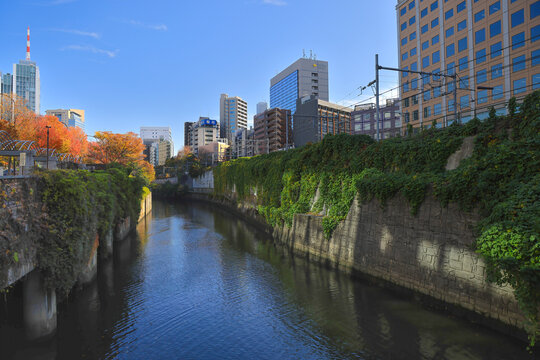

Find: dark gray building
293;95;352;148
184;121;194;147
351;99;402;140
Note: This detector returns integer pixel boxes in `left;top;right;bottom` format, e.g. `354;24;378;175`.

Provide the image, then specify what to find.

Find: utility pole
375;54;381;141
45;125;51;170
453;74;458;125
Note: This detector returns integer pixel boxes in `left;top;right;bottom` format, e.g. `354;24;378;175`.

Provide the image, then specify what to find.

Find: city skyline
0;0;399;149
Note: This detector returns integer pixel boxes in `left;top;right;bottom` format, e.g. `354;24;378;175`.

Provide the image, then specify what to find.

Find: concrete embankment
186;191;526;340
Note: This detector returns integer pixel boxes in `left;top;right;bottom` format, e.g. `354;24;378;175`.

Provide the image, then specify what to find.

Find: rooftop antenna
26;27;30;60
309;50;313;60
314;53;317;61
302;49;306;58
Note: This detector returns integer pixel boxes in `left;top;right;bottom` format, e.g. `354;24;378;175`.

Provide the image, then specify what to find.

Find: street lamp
45;125;51;170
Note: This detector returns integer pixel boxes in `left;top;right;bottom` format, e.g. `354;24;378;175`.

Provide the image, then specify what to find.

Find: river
1;200;532;359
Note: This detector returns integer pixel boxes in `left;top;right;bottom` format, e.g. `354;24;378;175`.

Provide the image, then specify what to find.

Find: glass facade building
13;60;40;114
270;70;299;113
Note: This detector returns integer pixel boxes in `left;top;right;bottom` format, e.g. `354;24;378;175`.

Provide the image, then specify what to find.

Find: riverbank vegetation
37;163;149;297
213;91;540;346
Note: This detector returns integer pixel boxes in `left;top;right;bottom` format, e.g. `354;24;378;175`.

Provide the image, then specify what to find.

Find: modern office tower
184;122;194;147
254;108;293;153
219;94;248;142
189;117;220;155
12;28;40;114
140;126;174;166
46;109;86;131
256;101;268;115
270;57;329;114
351;99;402;139
293;95;352;148
0;73;13;94
397;0;540;130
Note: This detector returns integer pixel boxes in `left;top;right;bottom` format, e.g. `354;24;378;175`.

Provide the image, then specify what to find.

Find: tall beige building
219;94;248;142
397;0;540;129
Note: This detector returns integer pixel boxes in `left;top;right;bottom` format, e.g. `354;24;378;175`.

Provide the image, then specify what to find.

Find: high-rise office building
397;0;540;129
12;28;40;114
140;126;174;166
256;101;268;115
0;73;13;94
46;109;85;131
270;57;329;114
219;94;248;142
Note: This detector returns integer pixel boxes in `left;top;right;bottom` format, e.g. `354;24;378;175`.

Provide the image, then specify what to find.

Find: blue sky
0;0;399;149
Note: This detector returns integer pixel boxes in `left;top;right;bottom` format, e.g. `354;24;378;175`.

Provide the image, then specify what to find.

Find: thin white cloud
263;0;287;5
127;20;168;31
51;29;100;39
62;45;118;58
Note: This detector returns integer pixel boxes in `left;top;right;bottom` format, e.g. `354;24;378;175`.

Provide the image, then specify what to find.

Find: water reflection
0;200;532;359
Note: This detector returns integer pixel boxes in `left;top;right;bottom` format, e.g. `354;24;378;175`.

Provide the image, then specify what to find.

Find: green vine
214;91;540;346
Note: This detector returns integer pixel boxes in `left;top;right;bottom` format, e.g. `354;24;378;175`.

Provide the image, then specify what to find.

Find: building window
447;62;456;75
409;15;416;25
434;103;442;115
403;66;409;77
423;74;431;85
422;41;429;50
446;43;455;57
433;86;441;97
422;55;430;68
432;50;440;63
459;56;468;70
432;34;439;45
475;28;486;44
491;42;502;58
445;9;454;20
423;89;431;101
448;99;455;112
411;62;418;71
512;32;525;49
431;1;438;11
511;9;524;27
401;22;407;31
400;7;407;16
513;55;526;72
412;78;418;89
458;37;468;52
432;17;439;28
457;20;467;32
410;31;417;40
492;85;503;100
411;47;417;56
457;1;466;12
476;48;487;64
412;95;418;105
477;69;487;83
421;24;429;34
474;10;485;22
404;97;410;107
533;74;540;89
424;106;431;117
459;76;469;89
421;8;428;17
460;95;470;108
413;110;419;121
532;1;540;19
492;63;503;78
531;25;540;42
409;0;415;10
533;49;540;66
489;1;501;14
446;27;454;38
402;52;409;61
404;112;410;123
477;90;488;104
513;78;526;94
448;80;455;92
490;21;501;37
402;37;408;46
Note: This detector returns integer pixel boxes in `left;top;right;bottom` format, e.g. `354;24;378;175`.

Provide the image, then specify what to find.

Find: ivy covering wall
213;91;540;346
37;164;147;297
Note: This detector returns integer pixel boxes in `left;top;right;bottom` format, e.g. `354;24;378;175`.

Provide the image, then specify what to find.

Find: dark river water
1;200;533;359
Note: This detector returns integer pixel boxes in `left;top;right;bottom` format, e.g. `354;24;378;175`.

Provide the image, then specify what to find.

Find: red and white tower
26;27;30;61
